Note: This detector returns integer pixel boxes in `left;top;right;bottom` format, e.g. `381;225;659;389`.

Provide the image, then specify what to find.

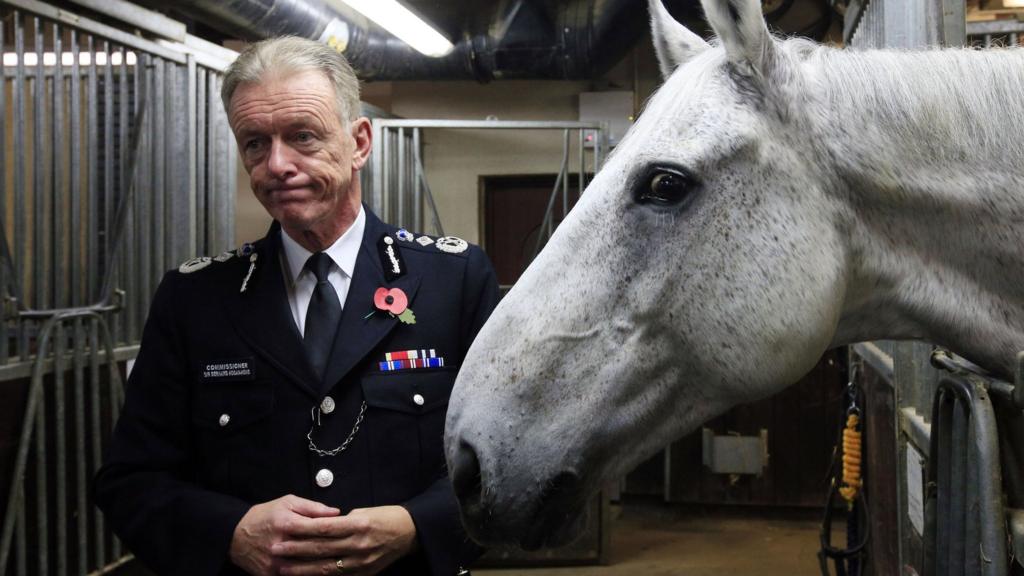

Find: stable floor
476;503;826;576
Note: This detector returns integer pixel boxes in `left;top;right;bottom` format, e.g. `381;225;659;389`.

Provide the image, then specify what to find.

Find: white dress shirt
279;207;365;336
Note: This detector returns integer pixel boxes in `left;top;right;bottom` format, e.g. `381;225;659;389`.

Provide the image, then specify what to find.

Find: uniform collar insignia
377;234;407;281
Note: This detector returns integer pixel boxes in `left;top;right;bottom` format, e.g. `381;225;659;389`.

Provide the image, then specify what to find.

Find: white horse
444;0;1024;549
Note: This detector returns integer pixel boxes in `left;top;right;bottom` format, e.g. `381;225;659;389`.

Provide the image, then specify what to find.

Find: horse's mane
790;39;1024;162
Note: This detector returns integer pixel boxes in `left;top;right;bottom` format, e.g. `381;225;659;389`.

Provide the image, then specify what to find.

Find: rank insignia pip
416;235;434;247
436;236;468;254
396;229;415;242
377;234;407;281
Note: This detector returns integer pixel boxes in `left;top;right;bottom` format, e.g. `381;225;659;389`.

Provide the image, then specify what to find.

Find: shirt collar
280;206;366;283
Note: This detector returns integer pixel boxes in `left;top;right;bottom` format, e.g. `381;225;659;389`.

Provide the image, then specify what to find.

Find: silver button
315;468;334;488
413;394;425;406
218;414;230;427
320;396;336;414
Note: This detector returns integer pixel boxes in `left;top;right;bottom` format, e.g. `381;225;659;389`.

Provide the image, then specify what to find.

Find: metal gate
0;0;237;573
369;119;606;257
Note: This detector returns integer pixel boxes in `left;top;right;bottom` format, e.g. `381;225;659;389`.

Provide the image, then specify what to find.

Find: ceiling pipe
156;0;645;81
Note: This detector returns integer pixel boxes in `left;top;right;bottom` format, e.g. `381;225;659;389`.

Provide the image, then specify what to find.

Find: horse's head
446;0;848;549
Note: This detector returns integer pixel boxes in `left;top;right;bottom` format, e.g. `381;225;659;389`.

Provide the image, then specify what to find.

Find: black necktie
303;252;341;382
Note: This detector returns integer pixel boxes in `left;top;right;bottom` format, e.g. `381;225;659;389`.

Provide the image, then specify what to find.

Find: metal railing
923;351;1022;576
846;0;965;48
0;311;124;576
967;20;1024;48
1;0;238;573
0;0;237;355
369;119;607;252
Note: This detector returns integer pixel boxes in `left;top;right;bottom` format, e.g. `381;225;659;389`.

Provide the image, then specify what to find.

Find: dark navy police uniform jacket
95;208;499;576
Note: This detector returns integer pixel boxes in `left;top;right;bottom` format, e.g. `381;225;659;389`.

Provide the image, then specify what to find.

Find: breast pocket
360;368;457;499
191;379;275;496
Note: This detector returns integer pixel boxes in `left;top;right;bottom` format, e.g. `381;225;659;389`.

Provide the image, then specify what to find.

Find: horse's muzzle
450;440;588;549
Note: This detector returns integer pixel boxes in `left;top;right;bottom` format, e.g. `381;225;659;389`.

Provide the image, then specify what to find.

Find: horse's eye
639;170;690;206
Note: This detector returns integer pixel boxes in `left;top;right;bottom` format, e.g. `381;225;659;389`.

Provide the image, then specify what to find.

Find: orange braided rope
839;413;862;507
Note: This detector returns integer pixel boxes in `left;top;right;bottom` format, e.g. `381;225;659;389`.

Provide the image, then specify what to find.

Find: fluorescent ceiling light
2;51;137;66
338;0;454;57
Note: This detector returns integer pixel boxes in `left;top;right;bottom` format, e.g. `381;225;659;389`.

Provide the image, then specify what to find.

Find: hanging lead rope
819;364;870;576
839;413;863;506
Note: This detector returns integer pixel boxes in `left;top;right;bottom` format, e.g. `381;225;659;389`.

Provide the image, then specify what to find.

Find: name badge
200;358;256;382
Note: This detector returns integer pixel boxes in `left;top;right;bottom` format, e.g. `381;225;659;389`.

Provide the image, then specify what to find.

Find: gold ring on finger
335;558;345;573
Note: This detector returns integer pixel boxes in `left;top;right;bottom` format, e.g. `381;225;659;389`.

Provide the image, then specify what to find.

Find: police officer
95;36;498;576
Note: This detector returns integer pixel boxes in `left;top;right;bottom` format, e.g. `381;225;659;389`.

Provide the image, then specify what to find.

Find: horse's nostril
537;470;581;511
451;441;483;505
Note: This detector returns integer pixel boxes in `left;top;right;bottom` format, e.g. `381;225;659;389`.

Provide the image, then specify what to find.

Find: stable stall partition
0;1;237;573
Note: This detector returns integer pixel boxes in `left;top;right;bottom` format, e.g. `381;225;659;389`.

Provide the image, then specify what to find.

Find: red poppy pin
373;287;416;325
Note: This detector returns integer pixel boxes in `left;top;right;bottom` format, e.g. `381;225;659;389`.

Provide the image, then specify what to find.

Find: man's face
229;70;363;234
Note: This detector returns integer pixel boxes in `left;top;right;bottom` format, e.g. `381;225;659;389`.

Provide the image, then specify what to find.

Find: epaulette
177;242;257;274
390;228;469;255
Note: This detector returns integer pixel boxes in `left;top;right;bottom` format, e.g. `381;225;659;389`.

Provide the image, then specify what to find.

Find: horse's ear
701;0;778;78
649;0;710;79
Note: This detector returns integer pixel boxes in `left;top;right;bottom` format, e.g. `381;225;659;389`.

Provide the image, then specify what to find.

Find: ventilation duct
157;0;645;81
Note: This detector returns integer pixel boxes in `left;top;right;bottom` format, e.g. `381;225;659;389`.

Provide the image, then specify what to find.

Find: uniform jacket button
315;468;334;488
413;394;425;406
320;396;336;414
218;414;230;427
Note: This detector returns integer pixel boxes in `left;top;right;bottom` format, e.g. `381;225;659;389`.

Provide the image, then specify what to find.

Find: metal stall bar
533;131;571;262
412;128;423;232
396;127;405;229
168;55;195;268
381;120;391;223
578;129;585;197
102;39;113;307
13;11;27;338
86;34;97;306
205;71;217;253
89;317;104;568
370;120;383;212
966;19;1024;48
209;72;230;252
114;44;128;344
565;129;573;223
54;320;67;575
152;57;166;292
72;318;87;576
0;308;122;574
0;14;6;365
196;69;207;255
53;22;65;312
924;373;1008;576
372;119;606;243
32;15;44;313
135;53;152;342
123;47;137;339
70;30;81;310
